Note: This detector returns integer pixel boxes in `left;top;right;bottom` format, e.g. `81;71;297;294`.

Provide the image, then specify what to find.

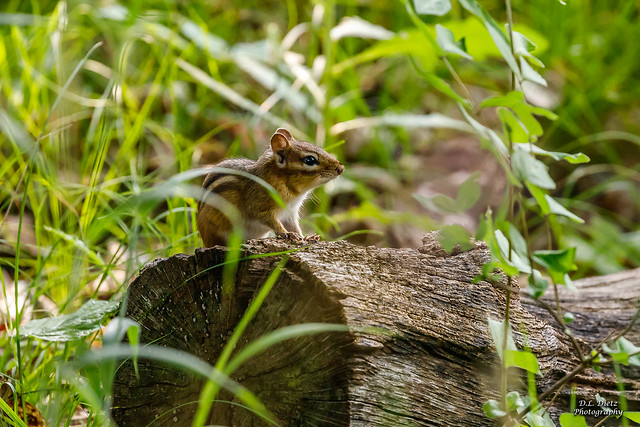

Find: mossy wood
112;235;640;426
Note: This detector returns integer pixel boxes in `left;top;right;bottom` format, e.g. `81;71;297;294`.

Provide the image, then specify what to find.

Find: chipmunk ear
274;128;294;141
270;130;291;152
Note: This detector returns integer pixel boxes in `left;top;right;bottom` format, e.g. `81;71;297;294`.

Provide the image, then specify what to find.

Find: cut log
111;234;640;426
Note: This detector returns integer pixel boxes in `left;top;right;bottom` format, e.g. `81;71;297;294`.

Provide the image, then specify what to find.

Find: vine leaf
512;145;556;190
533;248;578;285
505;350;540;374
413;0;451;16
21;300;119;342
438;224;473;253
458;0;521;80
435;24;473;59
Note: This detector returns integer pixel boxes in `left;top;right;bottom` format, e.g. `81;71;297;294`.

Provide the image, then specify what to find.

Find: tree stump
111;235;640;426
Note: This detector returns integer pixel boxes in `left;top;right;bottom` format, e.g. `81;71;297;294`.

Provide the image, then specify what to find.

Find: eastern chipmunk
197;128;345;247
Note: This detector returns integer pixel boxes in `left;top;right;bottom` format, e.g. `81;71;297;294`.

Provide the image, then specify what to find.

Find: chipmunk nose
336;163;345;175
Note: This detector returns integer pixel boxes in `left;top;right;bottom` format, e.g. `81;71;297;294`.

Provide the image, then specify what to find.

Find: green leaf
482;91;544;138
21;300;119;341
604;337;640;367
436;24;473;59
330;16;395;41
527;182;550;215
520;57;547;86
505;391;526;412
512;31;537;56
528;269;549;298
488;318;517;360
514;143;590;164
512;145;556;189
498;107;528;143
524;412;556;427
495;229;530;274
559;413;588;427
506;350;540;374
533;248;578;284
483;399;506;419
456;172;481;210
624;412;640;423
413;0;451;16
544;195;584;223
438;224;473;253
563;312;575;323
414;172;480;213
414;193;458;212
458;0;521;80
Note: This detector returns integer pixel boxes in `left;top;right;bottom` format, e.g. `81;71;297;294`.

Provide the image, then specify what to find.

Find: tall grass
1;0;639;424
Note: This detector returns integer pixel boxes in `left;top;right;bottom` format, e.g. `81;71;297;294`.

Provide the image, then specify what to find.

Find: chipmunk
196;128;345;247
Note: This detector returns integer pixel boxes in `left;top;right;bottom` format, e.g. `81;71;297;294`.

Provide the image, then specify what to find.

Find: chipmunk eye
302;155;319;166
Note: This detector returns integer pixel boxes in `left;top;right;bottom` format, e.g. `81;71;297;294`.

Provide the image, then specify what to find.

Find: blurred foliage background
1;0;640;424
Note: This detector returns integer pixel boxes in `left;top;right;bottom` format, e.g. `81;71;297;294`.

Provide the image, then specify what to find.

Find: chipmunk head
270;128;345;189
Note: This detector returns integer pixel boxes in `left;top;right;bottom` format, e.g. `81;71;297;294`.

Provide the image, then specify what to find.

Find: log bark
111;234;640;426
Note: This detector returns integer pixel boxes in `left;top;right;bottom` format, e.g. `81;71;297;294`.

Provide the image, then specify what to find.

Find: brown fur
196;129;344;247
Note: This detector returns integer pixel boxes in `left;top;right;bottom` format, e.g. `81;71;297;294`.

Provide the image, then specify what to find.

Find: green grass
1;0;639;424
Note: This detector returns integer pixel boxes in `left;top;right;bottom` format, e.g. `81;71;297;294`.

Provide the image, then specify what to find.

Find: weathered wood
112;235;640;426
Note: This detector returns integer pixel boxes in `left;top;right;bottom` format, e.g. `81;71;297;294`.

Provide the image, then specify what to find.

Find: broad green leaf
482;91;544;138
332;29;437;74
414;173;481;213
563;312;575;323
438;224;473;253
456;172;481;210
534;248;578;284
604;337;640;367
514;143;590;164
531;106;559;121
483;399;506;419
488;318;517;360
512;146;556;189
458;0;521;80
513;31;537;57
330;16;395;41
439;18;548;63
559;413;588;427
490;231;518;276
544;195;584;223
436;24;473;59
624;412;640;423
414;193;458;213
413;0;451;16
21;300;119;341
495;229;531;274
503;221;528;260
524;412;555;427
528;269;549;298
505;349;540;374
520;57;547;86
505;391;526;412
526;182;550;214
498;107;528;143
618;337;640;366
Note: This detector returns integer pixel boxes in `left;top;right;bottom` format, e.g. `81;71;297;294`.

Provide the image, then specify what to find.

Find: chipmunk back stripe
202;173;225;190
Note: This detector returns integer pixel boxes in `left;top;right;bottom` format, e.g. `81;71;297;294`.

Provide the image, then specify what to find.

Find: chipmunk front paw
277;232;303;242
